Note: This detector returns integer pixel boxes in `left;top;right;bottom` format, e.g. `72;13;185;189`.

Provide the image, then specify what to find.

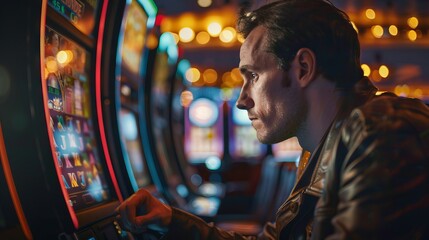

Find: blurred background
157;0;429;99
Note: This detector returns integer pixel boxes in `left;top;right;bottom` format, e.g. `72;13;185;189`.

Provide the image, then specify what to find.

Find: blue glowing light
232;107;251;125
205;156;221;170
138;0;158;28
159;32;178;64
119;111;138;140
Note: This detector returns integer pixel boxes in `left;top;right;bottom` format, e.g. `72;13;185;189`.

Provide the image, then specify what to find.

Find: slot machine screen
119;109;150;189
44;27;112;212
48;0;100;36
185;97;223;163
231;106;266;158
272;137;302;163
120;0;148;75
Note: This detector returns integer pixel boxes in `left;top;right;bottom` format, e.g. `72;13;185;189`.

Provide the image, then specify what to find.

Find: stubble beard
256;91;307;145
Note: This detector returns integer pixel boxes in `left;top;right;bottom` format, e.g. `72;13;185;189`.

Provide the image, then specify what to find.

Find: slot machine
171;61;225;199
227;88;268;162
0;0;128;238
142;31;220;217
184;88;224;167
100;0;162;201
143;31;185;207
0;126;32;239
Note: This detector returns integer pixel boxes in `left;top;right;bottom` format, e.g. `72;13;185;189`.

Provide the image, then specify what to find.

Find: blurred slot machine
30;0;125;238
184;88;225;182
0;126;31;239
183;92;224;217
228;89;267;162
171;61;225;200
144;32;184;205
272;137;302;164
185;91;224;166
100;0;161;201
145;32;220;218
270;137;303;209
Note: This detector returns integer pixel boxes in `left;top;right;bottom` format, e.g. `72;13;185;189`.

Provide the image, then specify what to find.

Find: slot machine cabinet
214;88;269;215
181;88;226;216
100;0;162;201
0;0;129;238
171;61;225;200
142;31;221;218
0;126;32;239
183;87;225;170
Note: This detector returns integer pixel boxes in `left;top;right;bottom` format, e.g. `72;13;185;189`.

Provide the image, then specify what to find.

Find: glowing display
232;107;250;125
189;98;219;128
48;0;100;36
272;137;303;162
120;0;148;75
119;109;150;190
185;90;224;164
228;89;266;159
44;27;111;211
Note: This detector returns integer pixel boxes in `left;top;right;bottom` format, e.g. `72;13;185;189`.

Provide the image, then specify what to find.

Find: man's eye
249;72;258;82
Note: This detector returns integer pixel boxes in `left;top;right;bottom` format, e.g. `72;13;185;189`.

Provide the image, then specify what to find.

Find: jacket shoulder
342;94;429;147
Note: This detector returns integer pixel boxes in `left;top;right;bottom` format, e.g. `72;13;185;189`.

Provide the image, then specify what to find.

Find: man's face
237;26;307;144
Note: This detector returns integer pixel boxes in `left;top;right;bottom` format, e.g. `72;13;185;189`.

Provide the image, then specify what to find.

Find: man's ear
293;48;317;88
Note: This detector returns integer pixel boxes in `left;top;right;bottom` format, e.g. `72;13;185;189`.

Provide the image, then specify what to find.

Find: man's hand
115;188;172;234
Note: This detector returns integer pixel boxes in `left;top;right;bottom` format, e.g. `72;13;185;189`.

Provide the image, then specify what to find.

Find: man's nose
236;89;253;110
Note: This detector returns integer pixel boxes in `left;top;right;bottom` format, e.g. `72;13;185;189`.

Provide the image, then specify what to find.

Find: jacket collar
296;77;378;196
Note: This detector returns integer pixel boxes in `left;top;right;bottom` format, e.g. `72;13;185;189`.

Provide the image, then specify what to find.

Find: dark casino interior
0;0;428;239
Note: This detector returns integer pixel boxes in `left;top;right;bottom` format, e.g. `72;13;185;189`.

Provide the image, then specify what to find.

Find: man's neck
297;79;342;153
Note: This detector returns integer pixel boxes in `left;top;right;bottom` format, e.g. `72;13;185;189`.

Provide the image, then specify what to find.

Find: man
116;0;429;239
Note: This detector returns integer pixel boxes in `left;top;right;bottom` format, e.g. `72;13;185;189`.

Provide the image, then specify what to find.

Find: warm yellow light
361;64;371;77
180;90;194;107
371;25;384;38
56;50;73;65
196;31;210;45
237;34;245;43
179;27;195;43
185;68;200;83
351;21;359;33
219;27;236;43
388;25;398;36
379;65;389;78
146;33;158;49
407;17;419;29
46;56;58;73
230;68;243;84
365;9;376;20
371;69;382;82
222;71;233;84
207;22;222;37
197;0;212;7
408;30;417;41
203;69;217;83
395;85;410;96
414;88;423;98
